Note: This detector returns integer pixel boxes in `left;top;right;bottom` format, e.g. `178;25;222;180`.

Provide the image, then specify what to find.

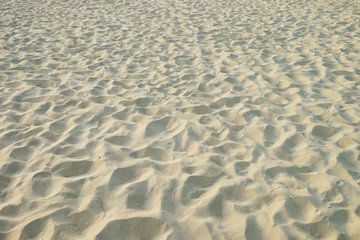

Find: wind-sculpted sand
0;0;360;239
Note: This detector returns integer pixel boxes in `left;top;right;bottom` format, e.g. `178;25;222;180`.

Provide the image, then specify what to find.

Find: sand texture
1;0;360;239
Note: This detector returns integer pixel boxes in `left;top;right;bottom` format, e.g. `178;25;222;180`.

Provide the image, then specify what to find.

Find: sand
0;0;360;239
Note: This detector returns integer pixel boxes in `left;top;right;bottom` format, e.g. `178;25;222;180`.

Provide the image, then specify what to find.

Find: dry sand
1;0;360;239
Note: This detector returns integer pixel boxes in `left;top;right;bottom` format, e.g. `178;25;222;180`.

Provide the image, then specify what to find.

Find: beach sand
0;0;360;239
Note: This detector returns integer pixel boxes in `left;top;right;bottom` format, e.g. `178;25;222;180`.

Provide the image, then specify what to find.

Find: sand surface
1;0;360;239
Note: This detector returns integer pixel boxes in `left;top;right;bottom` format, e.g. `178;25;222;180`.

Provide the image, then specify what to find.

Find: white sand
0;0;360;239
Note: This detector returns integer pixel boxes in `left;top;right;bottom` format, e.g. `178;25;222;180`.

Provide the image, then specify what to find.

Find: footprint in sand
311;125;336;140
52;160;92;177
32;172;52;197
96;217;164;240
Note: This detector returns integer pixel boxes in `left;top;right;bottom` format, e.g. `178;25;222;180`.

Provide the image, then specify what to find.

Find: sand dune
0;0;360;239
